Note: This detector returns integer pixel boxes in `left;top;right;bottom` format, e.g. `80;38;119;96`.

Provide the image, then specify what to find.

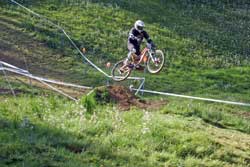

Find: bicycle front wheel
147;50;165;74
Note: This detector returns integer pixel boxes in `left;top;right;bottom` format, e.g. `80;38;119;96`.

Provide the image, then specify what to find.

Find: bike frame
134;47;155;65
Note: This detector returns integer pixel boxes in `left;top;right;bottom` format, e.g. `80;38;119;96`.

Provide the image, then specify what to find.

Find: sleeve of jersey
144;31;152;43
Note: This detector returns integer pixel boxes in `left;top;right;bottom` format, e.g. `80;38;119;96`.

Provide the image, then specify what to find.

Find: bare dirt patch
94;85;168;111
232;111;250;119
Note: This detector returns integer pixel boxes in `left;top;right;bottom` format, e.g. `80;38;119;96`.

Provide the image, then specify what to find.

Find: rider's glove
151;43;156;49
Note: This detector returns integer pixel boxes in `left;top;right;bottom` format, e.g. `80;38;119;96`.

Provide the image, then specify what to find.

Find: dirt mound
94;86;167;110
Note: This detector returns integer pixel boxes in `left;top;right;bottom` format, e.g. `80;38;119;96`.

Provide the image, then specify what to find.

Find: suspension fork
148;51;155;63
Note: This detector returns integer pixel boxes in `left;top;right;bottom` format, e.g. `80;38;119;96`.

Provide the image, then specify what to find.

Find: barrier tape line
132;88;250;107
1;63;250;107
0;67;81;101
0;63;16;96
0;66;92;90
0;61;29;73
35;76;78;101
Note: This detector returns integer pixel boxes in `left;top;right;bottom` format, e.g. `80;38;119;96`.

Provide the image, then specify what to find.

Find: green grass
0;95;250;167
1;1;250;166
160;98;250;133
1;0;250;101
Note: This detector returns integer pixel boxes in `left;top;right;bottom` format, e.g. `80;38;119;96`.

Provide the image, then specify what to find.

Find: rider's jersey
128;27;152;46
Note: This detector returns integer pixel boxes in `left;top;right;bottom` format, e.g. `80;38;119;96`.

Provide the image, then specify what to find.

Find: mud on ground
94;85;167;111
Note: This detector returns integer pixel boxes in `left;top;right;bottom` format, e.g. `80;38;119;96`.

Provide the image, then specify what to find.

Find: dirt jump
93;85;167;110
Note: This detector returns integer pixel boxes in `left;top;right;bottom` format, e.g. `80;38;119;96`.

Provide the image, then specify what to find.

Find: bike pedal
128;64;135;69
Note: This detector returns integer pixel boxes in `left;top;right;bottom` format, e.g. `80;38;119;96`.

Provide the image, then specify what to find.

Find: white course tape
1;64;250;106
132;88;250;107
0;67;78;101
0;63;16;96
0;61;29;73
35;76;78;101
0;66;92;90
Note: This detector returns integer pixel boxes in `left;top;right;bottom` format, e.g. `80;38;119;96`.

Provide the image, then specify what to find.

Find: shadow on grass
0;116;153;167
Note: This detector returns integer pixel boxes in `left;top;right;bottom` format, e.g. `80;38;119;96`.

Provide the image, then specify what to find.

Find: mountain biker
124;20;156;67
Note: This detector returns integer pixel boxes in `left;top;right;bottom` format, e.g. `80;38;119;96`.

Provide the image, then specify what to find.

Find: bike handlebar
146;43;156;51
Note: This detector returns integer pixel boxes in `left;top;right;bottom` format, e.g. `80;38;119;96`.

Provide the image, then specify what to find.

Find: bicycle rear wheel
111;60;132;81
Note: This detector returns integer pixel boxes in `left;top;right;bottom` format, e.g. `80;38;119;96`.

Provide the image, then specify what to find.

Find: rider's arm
143;31;151;43
143;31;155;48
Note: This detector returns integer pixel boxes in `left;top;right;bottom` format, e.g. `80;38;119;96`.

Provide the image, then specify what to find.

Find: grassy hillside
0;1;250;166
0;0;250;102
1;94;250;167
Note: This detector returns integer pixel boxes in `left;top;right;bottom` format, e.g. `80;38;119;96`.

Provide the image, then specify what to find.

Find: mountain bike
111;44;165;81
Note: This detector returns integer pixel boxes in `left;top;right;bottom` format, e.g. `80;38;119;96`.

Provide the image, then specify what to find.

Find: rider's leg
119;43;140;73
134;45;141;60
124;43;136;65
119;43;134;73
124;50;134;65
133;45;143;69
125;43;140;64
